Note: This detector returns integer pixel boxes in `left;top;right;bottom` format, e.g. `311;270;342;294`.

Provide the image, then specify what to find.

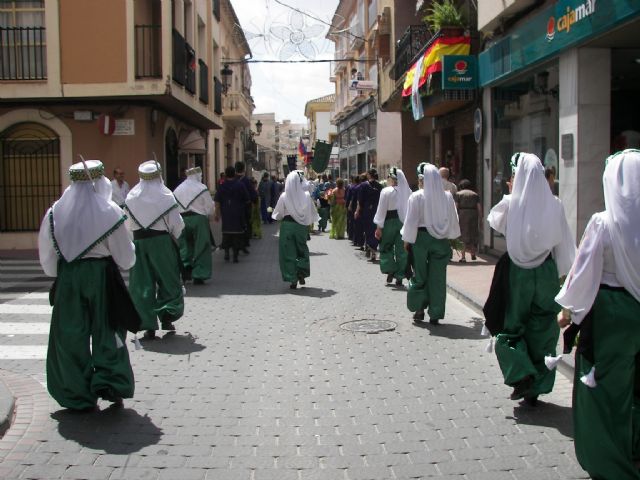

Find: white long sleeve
555;214;605;324
552;204;577;277
487;195;510;235
183;191;214;216
400;192;422;244
126;207;184;240
271;194;286;221
38;209;58;277
374;187;397;228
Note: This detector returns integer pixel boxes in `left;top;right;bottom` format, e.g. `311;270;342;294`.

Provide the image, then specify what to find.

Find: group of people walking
38;148;640;479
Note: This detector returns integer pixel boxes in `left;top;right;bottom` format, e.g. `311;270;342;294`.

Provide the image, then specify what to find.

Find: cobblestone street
0;224;588;479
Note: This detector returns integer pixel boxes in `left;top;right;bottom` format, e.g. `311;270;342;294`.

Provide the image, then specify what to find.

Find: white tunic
555;213;623;325
125;207;185;240
39;209;135;277
401;190;460;244
179;191;214;216
111;180;130;206
373;186;399;228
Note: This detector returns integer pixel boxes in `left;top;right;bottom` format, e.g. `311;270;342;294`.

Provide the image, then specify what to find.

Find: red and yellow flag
402;35;471;97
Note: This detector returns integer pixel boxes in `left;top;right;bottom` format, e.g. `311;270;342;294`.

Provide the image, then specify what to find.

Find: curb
0;374;15;438
446;281;576;380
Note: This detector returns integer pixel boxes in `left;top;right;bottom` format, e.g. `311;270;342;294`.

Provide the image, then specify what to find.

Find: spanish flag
402;35;471;97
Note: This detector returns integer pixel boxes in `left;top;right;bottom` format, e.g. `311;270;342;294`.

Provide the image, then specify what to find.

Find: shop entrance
611;48;640;151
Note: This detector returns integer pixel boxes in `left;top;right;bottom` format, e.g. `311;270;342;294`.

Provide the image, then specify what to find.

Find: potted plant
422;0;466;36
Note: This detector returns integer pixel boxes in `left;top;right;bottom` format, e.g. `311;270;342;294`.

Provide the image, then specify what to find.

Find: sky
230;0;339;124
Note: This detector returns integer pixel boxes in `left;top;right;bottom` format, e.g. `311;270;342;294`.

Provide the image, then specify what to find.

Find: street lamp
220;64;233;93
255;119;263;136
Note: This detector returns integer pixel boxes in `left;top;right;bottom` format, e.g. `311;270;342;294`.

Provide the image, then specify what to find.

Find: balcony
0;26;47;80
172;29;186;86
135;25;162;78
222;92;252;127
392;25;430;82
198;59;208;104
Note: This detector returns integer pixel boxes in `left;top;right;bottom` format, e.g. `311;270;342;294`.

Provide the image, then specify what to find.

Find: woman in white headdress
125;161;185;340
555;149;640;479
401;162;460;324
173;167;214;284
374;167;412;287
487;152;575;405
271;170;319;289
38;160;137;410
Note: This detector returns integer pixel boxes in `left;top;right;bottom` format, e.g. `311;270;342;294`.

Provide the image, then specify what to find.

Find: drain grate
340;319;397;334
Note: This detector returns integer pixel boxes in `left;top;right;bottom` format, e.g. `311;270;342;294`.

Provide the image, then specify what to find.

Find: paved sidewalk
0;227;587;479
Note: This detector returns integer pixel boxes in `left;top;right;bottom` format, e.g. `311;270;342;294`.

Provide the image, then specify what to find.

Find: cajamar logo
546;0;596;42
453;60;468;75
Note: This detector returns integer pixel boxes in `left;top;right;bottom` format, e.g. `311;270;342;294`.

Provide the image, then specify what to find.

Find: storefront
479;0;640;251
336;97;377;178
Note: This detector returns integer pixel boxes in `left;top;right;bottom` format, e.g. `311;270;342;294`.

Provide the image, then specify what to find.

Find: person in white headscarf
38;160;137;411
401;162;460;324
111;167;130;207
487;152;575;405
374;167;412;286
271;170;319;289
555;149;640;479
173;166;214;284
125;161;185;340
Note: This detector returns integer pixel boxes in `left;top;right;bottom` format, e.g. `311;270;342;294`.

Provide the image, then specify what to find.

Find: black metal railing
198;59;208;104
214;77;223;114
135;25;162;78
213;0;221;21
0;26;47;80
185;42;196;94
392;25;429;81
172;29;186;86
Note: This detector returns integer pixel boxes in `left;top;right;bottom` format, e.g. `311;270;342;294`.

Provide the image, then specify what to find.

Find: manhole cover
340;319;397;334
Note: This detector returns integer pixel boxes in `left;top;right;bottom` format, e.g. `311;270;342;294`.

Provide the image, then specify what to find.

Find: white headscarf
173;167;208;209
125;160;178;229
282;170;319;226
418;163;460;239
390;167;412;222
603;149;640;302
505;153;565;268
51;160;125;262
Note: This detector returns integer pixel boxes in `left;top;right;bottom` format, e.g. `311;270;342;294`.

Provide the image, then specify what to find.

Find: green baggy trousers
278;220;310;283
574;287;640;480
179;213;212;281
495;258;560;396
129;233;184;331
379;217;407;281
47;258;134;410
407;230;451;320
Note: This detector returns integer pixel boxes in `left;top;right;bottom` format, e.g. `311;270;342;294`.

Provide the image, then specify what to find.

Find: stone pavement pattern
0;224;588;480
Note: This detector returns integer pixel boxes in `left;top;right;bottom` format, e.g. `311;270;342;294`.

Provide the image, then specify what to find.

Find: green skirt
329;204;346;239
278;220;310;283
179;213;212;281
47;257;134;410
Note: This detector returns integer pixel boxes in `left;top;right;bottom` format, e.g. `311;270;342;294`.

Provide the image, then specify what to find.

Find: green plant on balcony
422;0;466;33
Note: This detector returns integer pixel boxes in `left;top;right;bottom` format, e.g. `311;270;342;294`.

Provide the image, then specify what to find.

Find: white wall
315;111;336;143
377;111;402;166
478;0;537;32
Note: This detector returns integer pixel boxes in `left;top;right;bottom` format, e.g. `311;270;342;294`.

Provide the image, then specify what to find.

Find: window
0;0;46;80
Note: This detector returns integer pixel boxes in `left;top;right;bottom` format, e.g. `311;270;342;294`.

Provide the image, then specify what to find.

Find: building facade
304;93;337;175
252;113;280;177
0;0;254;250
478;0;640;252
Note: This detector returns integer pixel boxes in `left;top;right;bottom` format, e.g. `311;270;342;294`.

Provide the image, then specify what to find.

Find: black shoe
96;387;123;406
143;330;156;340
395;279;403;287
510;375;535;400
429;318;440;325
386;273;394;284
193;279;205;285
161;320;175;331
290;281;297;289
412;310;425;322
368;255;376;262
365;250;371;258
298;277;306;285
523;395;539;407
182;267;192;282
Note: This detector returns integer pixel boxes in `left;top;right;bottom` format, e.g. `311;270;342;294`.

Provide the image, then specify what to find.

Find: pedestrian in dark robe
214;166;250;263
235;161;257;253
356;168;383;262
351;174;367;248
346;175;359;242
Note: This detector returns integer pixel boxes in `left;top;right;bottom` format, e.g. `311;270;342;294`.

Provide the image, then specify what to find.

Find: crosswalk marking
0;345;47;360
0;323;50;335
0;304;52;315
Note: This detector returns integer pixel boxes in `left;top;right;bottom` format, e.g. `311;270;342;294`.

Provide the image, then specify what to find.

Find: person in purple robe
350;173;367;249
355;168;383;261
214;166;250;263
234;161;257;254
345;175;358;242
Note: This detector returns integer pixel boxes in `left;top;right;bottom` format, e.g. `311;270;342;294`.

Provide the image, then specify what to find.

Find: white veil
125;160;177;228
421;163;460;239
282;171;319;226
